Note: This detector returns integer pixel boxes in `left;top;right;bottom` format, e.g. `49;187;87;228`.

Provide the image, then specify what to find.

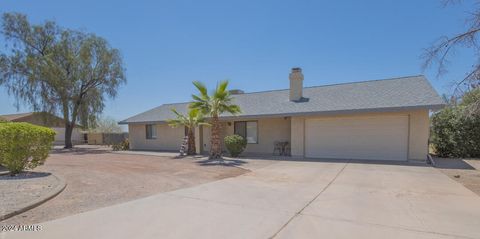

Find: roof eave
120;104;445;125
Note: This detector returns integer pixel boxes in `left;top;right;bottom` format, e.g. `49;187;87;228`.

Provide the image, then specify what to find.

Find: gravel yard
0;172;65;220
435;158;480;196
0;147;247;225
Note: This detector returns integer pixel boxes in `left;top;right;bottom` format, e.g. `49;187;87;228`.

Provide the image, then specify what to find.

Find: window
146;124;157;139
234;121;258;144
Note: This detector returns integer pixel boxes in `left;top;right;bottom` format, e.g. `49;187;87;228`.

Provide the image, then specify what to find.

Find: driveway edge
0;174;67;221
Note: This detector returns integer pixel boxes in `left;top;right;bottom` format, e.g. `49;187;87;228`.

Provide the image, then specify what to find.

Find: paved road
4;159;480;239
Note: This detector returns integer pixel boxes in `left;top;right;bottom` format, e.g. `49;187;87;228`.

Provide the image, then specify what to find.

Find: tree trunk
64;122;74;149
210;115;222;159
187;128;196;155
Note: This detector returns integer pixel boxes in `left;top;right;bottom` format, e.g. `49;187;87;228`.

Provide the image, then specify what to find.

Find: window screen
234;121;257;143
146;124;157;139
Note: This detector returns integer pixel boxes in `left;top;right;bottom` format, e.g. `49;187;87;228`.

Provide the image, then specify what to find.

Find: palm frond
217;80;229;94
191;94;206;103
167;107;208;129
192;81;208;98
167;108;187;127
170;108;183;118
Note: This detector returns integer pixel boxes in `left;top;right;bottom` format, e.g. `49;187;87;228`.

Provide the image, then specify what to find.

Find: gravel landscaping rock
435;158;480;196
0;172;65;220
0;147;247;225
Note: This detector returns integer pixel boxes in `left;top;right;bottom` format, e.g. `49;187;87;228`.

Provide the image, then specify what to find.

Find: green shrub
431;97;480;158
0;122;55;175
112;139;129;151
224;134;247;157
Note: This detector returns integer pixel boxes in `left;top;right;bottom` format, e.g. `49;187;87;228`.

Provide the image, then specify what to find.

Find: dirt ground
0;148;247;225
435;158;480;196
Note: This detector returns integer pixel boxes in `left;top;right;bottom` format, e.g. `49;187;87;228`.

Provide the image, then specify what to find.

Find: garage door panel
305;116;408;161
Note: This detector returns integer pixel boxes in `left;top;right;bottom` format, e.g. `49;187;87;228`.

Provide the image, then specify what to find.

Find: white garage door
305;115;409;161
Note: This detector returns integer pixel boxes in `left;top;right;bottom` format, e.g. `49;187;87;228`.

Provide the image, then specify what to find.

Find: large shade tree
423;0;480;115
167;108;208;155
89;116;123;133
190;80;241;159
0;13;126;148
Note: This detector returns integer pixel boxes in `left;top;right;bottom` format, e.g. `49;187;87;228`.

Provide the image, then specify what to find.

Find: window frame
234;121;258;144
145;124;157;140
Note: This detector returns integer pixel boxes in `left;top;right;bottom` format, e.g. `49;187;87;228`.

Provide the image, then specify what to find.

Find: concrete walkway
4;160;480;239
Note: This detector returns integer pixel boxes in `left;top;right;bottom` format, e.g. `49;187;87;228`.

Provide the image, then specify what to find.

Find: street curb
0;173;67;221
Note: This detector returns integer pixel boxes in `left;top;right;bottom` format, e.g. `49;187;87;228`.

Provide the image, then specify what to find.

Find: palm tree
190;80;241;159
167;108;209;155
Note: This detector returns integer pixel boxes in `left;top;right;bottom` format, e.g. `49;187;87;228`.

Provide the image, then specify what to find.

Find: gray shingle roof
119;75;445;124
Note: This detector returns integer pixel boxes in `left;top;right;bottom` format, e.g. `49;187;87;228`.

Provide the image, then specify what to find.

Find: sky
0;0;476;124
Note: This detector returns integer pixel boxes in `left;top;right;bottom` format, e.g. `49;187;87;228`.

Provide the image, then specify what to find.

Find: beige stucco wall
289;109;430;160
201;122;227;153
127;109;430;160
52;127;84;145
408;110;430;160
224;117;291;155
290;117;305;157
200;117;291;155
128;123;184;151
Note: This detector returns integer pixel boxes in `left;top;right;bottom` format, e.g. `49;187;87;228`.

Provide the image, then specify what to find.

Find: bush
112;139;129;151
224;134;247;157
0;122;55;175
431;90;480;158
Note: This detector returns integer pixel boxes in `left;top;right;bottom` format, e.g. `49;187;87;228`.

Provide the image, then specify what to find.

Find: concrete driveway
4;159;480;239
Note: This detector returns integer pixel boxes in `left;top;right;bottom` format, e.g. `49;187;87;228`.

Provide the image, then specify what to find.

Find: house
0;112;85;145
120;68;445;161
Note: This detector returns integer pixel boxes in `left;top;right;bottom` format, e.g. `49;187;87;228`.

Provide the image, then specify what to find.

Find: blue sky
0;0;475;123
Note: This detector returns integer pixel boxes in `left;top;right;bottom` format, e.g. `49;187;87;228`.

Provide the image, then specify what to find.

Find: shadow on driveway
51;146;111;155
433;158;476;170
226;155;432;167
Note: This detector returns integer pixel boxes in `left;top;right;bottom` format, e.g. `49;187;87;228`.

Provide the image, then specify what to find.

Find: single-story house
0;112;85;145
120;68;445;161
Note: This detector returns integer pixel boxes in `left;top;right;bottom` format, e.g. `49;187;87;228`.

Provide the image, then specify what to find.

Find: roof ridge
163;102;191;106
231;75;424;96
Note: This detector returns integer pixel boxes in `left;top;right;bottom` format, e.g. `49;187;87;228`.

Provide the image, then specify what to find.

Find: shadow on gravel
0;172;51;180
196;159;248;167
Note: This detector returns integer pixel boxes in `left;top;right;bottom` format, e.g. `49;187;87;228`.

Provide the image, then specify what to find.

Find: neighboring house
0;112;85;145
120;68;445;161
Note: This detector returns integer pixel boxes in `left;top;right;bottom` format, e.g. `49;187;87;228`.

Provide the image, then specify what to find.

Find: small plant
112;139;129;151
224;135;247;157
0;122;55;175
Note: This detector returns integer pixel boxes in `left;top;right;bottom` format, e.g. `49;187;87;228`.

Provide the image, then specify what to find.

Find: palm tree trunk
210;115;222;159
187;128;196;155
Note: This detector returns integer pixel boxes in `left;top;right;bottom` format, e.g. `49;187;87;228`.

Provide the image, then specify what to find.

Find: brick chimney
289;67;304;101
